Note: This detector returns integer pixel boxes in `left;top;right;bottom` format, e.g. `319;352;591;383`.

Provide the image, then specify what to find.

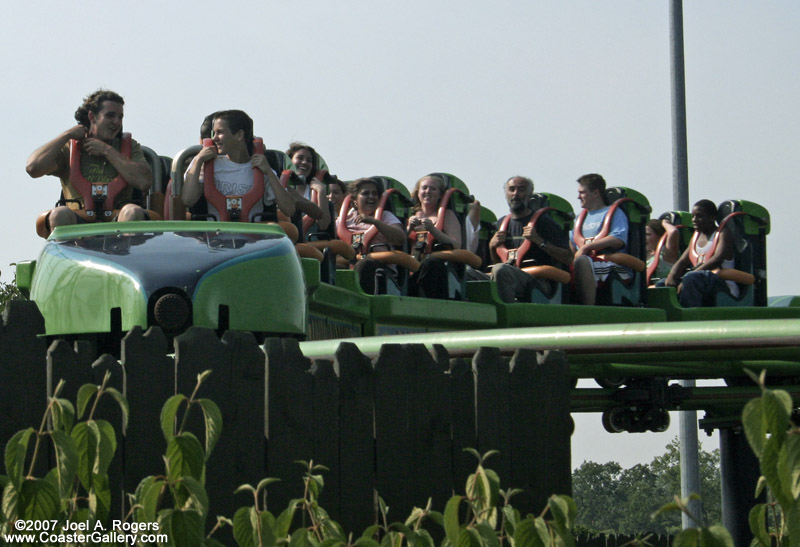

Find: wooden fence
0;300;573;538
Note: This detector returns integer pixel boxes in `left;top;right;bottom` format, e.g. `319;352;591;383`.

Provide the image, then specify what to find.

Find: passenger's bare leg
49;206;78;229
117;204;147;222
574;255;596;305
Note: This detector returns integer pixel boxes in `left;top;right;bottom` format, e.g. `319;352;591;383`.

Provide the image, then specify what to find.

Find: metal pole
671;0;690;211
671;0;700;528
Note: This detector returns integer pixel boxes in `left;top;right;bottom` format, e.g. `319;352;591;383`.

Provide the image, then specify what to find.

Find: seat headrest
605;186;625;204
529;193;548;210
717;200;740;223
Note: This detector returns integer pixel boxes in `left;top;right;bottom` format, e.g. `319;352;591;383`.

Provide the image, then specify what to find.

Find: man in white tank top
663;199;737;307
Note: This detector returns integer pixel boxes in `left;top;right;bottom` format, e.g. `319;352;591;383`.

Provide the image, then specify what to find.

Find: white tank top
695;232;738;297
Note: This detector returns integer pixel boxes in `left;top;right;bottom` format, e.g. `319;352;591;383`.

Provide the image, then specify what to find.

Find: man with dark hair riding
26;89;153;234
488;176;572;303
663;199;736;307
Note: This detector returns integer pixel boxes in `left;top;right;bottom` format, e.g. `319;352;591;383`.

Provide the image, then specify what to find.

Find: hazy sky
2;1;798;469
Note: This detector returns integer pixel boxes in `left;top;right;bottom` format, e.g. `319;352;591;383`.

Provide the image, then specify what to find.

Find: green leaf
361;524;380;540
387;522;414;537
749;504;771;547
515;518;548;547
235;483;256;496
466;465;498;527
754;475;768;498
196;398;223;459
49;430;77;497
742;398;766;458
443;495;463;546
672;528;700;547
233;506;256;547
413;529;436;547
18;478;60;521
166;433;206;482
763;389;792;441
197;369;214;386
72;419;116;492
91;419;117;475
161;394;187;444
785;501;800;547
51;397;75;434
289;526;311;547
460;528;482;547
77;383;99;419
71;422;93;489
762;436;792;507
502;505;518;536
255;477;281;494
88;471;111;522
355;538;382;547
404;507;425;528
178;476;209;518
258;509;278;546
2;481;19;522
104;387;130;431
136;477;165;523
427;510;444;528
161;508;205;547
474;521;501;547
4;428;35;490
702;525;735;547
203;538;228;547
547;496;575;547
275;502;300;538
784;434;800;500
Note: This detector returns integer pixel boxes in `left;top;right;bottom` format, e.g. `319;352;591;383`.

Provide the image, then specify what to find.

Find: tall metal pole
671;0;690;211
670;0;702;529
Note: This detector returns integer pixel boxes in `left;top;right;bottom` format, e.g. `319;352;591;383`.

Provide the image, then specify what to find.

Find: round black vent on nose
153;292;191;332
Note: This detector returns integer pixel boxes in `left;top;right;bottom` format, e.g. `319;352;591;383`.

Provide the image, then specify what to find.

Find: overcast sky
2;1;798;469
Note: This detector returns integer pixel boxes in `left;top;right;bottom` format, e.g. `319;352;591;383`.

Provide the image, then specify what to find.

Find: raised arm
181;147;217;207
26;125;86;178
661;219;681;264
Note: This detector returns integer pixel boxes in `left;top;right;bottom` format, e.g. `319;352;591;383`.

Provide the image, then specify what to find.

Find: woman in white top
344;178;406;294
406;175;462;298
285;142;331;233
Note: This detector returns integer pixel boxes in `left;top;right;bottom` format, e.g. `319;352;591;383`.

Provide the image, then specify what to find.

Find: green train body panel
27;221;306;337
30;240;149;335
192;245;306;334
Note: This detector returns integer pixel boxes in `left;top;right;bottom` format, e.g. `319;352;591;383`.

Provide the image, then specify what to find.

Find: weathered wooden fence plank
0;301;47;460
265;337;315;514
449;355;476;492
374;344;453;520
310;358;340;519
473;347;511;485
334;342;375;534
509;349;572;516
121;327;174;510
175;327;265;532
